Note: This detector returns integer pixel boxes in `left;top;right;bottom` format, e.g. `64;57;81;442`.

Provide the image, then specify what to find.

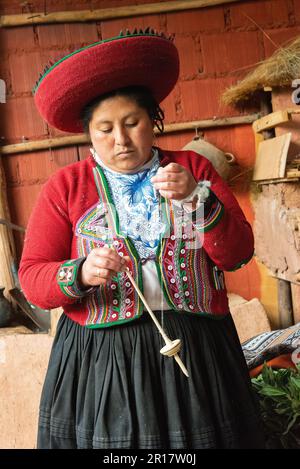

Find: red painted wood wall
1;0;299;302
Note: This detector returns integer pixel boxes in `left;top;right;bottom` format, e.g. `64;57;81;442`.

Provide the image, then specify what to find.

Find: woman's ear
152;120;156;138
152;129;157;146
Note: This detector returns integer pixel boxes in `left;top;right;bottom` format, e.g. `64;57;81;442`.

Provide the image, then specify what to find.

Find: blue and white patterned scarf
91;148;166;259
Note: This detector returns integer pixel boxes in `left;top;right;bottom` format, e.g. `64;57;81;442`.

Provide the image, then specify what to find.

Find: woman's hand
79;246;129;287
151;163;197;200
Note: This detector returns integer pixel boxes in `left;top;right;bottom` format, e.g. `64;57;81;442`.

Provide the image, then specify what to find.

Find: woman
19;30;265;449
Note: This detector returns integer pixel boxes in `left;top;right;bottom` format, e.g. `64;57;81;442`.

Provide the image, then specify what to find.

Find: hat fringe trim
33;28;175;94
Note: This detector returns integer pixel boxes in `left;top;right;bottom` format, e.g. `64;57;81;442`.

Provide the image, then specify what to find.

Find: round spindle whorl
160;339;181;357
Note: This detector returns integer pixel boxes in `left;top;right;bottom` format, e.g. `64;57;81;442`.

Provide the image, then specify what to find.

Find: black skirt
37;311;265;449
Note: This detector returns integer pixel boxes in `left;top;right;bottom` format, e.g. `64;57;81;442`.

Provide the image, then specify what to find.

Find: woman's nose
114;126;130;146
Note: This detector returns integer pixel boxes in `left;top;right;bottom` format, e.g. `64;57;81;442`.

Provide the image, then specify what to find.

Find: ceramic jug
182;138;236;180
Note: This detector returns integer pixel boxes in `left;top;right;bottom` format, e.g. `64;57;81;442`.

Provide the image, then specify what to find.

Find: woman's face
89;95;154;173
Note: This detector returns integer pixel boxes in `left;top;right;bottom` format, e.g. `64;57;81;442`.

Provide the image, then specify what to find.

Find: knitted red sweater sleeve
161;149;254;271
18;175;78;310
198;156;254;271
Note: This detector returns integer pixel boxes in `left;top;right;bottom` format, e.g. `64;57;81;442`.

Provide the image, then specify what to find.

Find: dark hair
81;86;165;135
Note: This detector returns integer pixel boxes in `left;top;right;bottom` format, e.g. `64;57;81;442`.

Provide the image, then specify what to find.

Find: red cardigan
19;149;254;327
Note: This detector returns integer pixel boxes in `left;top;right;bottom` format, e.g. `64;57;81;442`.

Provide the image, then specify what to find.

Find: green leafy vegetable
251;363;300;448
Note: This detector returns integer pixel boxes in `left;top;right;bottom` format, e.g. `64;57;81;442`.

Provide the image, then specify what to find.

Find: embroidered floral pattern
96;150;167;259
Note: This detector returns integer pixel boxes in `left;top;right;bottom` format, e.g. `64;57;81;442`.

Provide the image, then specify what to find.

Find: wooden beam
0;113;260;155
255;176;300;185
252;108;300;133
291;283;300;323
278;279;294;328
0;0;242;27
253;110;290;133
0;157;17;299
1;135;89;155
286;169;300;178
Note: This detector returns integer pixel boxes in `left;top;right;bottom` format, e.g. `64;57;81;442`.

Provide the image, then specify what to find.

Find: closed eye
126;122;138;128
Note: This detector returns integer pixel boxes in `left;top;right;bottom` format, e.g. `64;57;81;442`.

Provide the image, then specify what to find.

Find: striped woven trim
193;198;224;232
57;258;96;299
93;167;120;235
194;244;212;310
156;237;177;310
155;198;177;309
59;285;82;299
60;283;97;299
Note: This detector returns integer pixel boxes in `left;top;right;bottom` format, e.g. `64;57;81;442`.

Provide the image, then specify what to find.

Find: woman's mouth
116;150;134;157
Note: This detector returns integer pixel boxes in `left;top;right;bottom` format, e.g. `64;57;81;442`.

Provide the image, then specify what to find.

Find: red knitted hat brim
34;33;179;133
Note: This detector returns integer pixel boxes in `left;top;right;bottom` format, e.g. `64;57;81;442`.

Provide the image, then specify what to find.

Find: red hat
34;29;179;133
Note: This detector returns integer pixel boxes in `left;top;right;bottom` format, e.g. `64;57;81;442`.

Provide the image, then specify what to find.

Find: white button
113;299;118;305
59;270;65;279
180;249;185;254
183;276;187;282
111;284;116;290
167;265;173;271
77;228;82;233
171;235;176;240
182;234;187;239
174;293;179;298
170;278;175;284
178;304;183;309
113;240;119;247
189;305;194;310
185;291;190;296
125;282;131;288
119;252;124;257
125;299;130;304
168;250;173;256
125;311;132;317
181;263;186;268
112;313;117;319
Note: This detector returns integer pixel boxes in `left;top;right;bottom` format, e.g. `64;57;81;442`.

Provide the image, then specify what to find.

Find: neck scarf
91;148;166;259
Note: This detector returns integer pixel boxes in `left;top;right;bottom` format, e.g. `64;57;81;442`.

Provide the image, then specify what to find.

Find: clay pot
182;138;236;180
0;287;13;327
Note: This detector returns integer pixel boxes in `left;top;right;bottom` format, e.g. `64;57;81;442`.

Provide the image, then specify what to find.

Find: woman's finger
158;190;179;199
92;248;126;271
151;173;179;183
94;267;117;279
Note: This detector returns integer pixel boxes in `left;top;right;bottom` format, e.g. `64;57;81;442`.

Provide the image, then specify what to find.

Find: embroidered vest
75;165;227;328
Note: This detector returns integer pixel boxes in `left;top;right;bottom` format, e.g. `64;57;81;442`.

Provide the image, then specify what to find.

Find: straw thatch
222;36;300;106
